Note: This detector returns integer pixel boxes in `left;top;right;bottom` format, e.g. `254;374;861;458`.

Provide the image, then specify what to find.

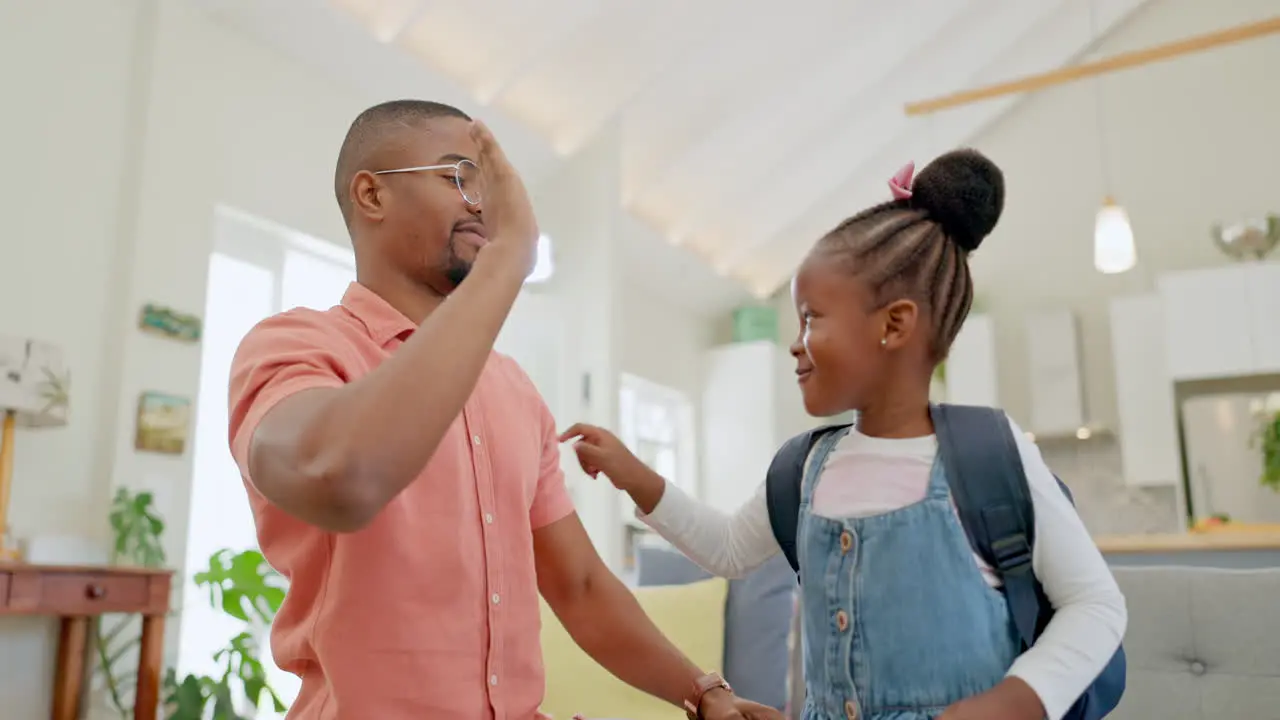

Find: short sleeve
527;391;575;531
228;309;349;481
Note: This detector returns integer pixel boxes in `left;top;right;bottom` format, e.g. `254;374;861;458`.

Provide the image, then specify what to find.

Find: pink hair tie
888;161;915;200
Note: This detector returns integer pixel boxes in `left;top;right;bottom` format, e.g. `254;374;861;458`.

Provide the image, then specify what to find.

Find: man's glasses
374;159;481;205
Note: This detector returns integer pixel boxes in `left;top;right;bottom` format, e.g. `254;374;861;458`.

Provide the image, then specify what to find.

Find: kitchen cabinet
1247;262;1280;374
702;340;791;513
1158;263;1279;381
1027;309;1087;436
945;314;999;408
1109;294;1181;487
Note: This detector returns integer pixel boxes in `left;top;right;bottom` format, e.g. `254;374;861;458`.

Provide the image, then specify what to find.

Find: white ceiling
193;0;1152;305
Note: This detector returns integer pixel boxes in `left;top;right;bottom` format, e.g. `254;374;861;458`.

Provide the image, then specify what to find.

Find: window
526;234;555;284
618;373;697;496
183;207;355;717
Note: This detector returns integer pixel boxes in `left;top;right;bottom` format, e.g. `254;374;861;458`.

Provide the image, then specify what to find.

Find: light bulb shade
1094;201;1136;274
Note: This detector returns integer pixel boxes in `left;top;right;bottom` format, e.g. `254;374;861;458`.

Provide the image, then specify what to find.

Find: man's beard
442;246;472;288
444;261;470;287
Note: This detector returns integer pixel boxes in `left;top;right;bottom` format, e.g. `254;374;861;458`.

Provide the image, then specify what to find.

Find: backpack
764;403;1126;720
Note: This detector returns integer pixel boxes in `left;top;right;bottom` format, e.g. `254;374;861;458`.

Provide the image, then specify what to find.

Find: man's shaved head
334;99;471;226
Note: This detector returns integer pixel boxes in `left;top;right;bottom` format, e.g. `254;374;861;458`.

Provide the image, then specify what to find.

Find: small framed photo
138;303;202;343
134;391;192;455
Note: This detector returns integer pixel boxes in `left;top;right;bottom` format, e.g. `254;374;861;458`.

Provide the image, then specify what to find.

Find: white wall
966;0;1280;428
1;1;376;714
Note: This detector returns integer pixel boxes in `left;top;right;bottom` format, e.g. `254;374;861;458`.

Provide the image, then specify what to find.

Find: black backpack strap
929;403;1040;649
765;424;850;573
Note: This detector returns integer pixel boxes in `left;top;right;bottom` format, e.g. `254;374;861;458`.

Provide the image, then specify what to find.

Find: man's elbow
254;436;385;533
302;454;388;533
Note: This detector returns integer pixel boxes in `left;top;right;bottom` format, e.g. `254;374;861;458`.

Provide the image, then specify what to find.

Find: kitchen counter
1097;529;1280;554
1096;526;1280;568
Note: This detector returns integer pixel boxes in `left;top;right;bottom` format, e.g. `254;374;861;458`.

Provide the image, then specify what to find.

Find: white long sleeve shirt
639;414;1126;720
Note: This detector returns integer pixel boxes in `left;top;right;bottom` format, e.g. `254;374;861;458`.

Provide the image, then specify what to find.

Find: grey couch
1111;566;1280;719
633;545;797;710
635;548;1280;719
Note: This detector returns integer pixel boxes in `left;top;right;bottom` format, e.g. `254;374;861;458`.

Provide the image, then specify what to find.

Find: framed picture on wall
138;303;203;343
134;391;192;455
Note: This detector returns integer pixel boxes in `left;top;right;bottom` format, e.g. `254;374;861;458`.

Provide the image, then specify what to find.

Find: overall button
835;610;849;632
839;531;853;553
844;700;858;719
1190;661;1206;676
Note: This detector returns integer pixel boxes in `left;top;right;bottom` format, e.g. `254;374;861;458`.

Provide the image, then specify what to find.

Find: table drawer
11;572;152;615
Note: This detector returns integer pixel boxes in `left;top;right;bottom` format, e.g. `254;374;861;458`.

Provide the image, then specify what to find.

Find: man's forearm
305;245;528;510
556;569;704;708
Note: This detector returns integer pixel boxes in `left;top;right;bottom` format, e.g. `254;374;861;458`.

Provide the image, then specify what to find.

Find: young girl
559;149;1127;720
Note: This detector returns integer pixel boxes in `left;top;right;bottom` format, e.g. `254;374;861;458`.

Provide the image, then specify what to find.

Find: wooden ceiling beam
904;16;1280;116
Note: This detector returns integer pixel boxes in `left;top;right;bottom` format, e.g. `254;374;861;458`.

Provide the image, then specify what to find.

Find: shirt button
484;513;494;524
835;610;849;632
492;593;501;605
489;674;498;686
473;434;482;446
840;531;853;554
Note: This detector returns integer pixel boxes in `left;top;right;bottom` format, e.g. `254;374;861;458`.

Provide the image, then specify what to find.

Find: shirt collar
340;282;416;345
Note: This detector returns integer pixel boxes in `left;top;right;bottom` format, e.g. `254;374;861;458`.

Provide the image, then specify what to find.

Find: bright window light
526;234;554;284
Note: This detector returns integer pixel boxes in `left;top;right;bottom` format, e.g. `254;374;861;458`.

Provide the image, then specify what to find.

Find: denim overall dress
797;428;1021;720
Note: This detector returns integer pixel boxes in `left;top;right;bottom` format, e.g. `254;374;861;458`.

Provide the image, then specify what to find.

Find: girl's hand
557;423;643;487
938;678;1044;720
559;423;670;514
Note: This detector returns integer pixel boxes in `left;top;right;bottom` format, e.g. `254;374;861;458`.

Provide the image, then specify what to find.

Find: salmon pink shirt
228;282;575;720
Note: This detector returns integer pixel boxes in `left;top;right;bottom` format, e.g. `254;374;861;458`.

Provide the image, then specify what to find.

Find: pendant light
1094;197;1136;274
1089;0;1136;275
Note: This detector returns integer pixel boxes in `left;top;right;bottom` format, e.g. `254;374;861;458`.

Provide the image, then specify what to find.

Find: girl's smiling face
789;255;889;418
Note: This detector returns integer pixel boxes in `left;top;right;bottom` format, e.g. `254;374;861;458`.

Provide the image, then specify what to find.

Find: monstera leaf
194;549;286;625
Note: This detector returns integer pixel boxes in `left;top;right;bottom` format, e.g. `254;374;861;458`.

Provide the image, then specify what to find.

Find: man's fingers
470;119;512;174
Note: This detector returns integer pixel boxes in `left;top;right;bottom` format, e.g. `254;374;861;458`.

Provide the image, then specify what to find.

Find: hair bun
910;148;1005;252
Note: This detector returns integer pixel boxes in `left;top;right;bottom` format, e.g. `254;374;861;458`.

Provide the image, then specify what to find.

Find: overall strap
929;404;1040;649
765;423;851;574
799;426;849;505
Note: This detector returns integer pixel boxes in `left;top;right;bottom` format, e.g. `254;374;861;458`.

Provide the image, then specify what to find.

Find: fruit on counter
1191;514;1232;532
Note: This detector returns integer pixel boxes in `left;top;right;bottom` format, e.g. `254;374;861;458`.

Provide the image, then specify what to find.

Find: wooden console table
0;562;172;720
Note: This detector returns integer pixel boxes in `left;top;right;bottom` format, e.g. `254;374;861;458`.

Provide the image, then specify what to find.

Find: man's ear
350;170;386;222
882;298;919;350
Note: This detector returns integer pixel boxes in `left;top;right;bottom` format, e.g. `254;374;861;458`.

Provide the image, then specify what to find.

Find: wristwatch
683;672;732;719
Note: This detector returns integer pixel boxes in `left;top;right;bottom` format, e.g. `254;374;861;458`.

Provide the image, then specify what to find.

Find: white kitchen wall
756;0;1280;536
968;0;1280;430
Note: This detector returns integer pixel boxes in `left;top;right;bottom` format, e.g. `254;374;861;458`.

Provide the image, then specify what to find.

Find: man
228;100;781;720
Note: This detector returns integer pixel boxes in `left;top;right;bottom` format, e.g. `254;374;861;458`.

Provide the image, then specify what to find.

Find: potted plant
99;488;287;719
1255;406;1280;493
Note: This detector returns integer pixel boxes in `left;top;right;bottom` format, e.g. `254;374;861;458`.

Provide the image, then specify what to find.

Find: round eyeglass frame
373;159;481;205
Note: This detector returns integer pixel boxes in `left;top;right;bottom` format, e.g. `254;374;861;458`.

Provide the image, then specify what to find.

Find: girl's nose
789;336;806;358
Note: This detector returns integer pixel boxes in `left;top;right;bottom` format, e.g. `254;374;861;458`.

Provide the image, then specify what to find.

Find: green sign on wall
732;305;778;343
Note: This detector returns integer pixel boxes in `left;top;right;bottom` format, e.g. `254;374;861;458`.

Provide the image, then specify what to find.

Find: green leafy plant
100;488;287;719
1254;410;1280;492
163;549;287;720
98;488;168;716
